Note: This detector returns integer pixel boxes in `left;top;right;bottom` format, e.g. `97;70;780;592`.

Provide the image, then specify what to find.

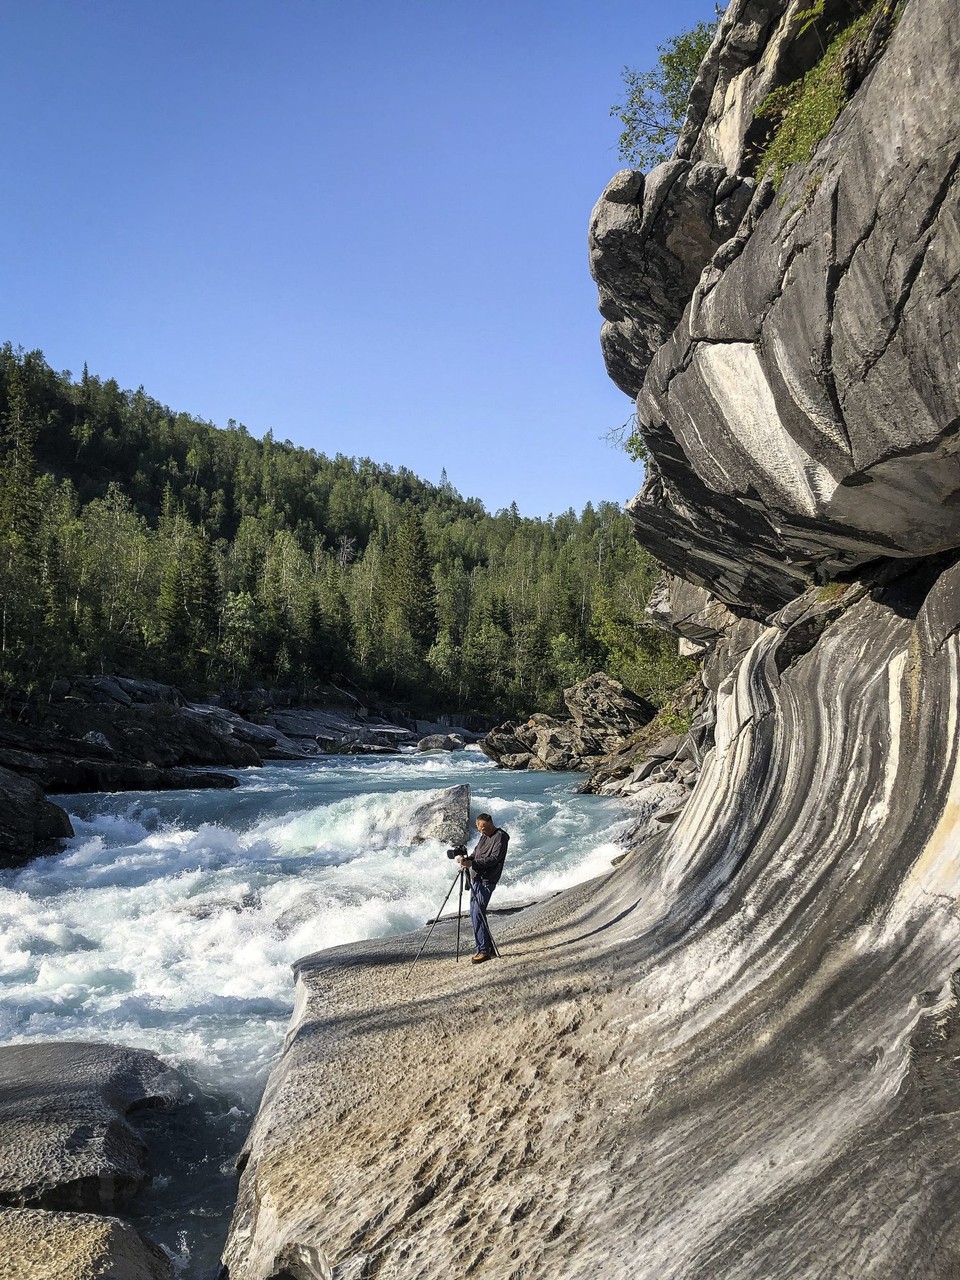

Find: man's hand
456;855;471;868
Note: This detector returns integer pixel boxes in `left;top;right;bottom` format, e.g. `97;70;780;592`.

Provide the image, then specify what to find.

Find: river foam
0;753;627;1100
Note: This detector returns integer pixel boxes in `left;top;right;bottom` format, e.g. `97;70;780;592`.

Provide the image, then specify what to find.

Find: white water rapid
0;749;628;1276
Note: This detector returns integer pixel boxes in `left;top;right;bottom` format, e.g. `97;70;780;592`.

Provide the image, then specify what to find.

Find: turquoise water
0;749;627;1274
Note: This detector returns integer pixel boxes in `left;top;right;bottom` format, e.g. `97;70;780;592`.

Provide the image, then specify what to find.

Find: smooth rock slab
0;1206;172;1280
0;1044;181;1212
222;560;960;1280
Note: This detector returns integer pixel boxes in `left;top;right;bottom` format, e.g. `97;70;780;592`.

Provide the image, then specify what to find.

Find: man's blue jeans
470;877;495;955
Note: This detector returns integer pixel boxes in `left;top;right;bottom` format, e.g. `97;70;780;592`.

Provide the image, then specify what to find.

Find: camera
446;845;467;860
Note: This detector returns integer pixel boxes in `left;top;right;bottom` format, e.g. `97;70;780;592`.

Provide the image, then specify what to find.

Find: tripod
410;867;500;972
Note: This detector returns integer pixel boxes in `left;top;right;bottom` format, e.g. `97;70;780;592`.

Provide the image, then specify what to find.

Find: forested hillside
0;343;688;717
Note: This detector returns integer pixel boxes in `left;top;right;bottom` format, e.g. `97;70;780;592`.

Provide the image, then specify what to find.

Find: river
0;748;628;1275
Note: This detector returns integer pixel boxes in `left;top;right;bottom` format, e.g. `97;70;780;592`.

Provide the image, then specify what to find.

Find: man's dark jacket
470;828;509;886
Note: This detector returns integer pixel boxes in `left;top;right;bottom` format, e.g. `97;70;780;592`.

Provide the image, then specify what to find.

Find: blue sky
2;0;717;517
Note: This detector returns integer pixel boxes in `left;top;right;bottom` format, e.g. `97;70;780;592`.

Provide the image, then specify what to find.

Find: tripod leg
410;869;462;973
456;869;464;962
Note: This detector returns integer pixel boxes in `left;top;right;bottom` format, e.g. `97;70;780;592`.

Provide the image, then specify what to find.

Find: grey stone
563;672;656;748
616;0;960;611
268;708;414;754
482;675;655;774
0;1043;181;1212
590;160;754;397
415;734;464;753
409;785;471;847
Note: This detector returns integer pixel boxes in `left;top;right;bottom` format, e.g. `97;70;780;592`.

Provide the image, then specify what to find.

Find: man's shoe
471;952;490;964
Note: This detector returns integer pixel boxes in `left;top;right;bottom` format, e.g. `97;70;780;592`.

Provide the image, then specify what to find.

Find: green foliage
756;1;894;189
816;580;849;604
0;342;695;718
656;700;694;737
611;18;718;169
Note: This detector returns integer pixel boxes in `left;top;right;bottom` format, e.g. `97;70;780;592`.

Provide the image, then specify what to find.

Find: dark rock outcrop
265;707;412;754
0;765;74;869
0;706;246;803
41;700;261;770
480;673;655;772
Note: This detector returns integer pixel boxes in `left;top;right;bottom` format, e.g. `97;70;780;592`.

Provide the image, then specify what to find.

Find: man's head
475;812;496;836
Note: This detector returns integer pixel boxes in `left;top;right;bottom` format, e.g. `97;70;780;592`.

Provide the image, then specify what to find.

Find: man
456;812;509;964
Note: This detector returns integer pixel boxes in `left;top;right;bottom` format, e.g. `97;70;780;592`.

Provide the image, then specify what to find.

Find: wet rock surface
0;765;73;870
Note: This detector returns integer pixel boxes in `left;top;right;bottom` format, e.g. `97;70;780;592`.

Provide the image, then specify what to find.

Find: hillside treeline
0;343;689;717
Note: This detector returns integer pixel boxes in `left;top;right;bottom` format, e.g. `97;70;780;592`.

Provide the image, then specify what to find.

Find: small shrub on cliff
816;581;849;604
611;17;719;169
756;0;900;189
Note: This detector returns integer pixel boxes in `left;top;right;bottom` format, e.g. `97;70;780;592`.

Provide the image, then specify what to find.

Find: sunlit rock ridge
222;3;960;1276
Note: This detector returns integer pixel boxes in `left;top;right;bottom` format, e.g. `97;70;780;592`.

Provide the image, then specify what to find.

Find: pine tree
0;358;43;689
386;504;436;654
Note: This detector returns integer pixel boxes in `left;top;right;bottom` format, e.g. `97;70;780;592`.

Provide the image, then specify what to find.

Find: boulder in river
0;1206;172;1280
408;784;471;846
415;733;464;753
0;765;74;869
0;1042;181;1212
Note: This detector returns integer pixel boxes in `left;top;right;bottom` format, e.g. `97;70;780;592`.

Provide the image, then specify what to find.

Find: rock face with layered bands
221;3;960;1277
222;563;960;1280
594;0;960;615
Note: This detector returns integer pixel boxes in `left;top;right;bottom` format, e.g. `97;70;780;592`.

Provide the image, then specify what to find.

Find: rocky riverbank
0;676;486;868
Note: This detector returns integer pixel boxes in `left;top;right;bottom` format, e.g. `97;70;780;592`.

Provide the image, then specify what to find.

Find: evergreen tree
0;343;693;716
0;359;43;686
386;505;435;654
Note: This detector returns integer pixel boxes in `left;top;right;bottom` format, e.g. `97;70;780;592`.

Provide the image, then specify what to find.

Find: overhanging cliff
591;0;960;614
